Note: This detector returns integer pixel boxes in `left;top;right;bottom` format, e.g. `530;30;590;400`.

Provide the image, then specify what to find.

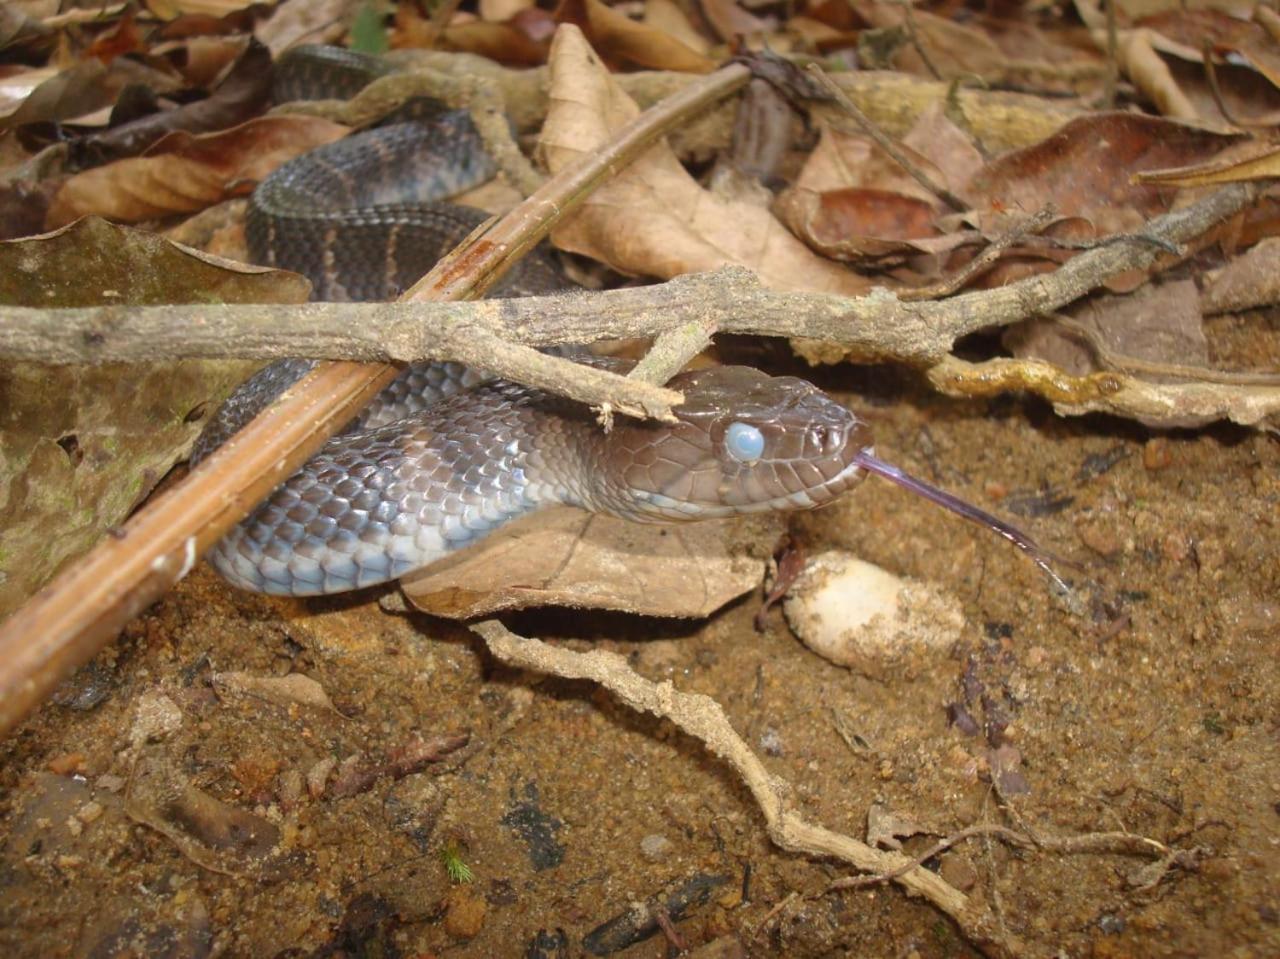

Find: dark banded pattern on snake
199;46;874;595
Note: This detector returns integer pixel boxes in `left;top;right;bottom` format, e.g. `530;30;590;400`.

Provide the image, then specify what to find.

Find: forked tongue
853;450;1074;595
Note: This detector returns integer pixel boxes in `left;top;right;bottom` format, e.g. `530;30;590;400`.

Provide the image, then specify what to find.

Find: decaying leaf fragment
401;506;782;618
0;217;307;617
1004;279;1208;381
537;25;870;296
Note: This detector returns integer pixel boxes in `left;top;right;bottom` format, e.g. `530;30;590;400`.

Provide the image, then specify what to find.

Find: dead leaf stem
0;58;753;740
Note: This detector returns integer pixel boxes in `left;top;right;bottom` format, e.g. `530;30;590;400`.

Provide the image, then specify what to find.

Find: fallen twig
471;619;1022;958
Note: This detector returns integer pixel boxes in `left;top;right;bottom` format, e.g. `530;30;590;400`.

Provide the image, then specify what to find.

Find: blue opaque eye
725;421;765;464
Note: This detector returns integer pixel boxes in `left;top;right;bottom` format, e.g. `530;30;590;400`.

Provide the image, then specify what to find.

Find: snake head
604;366;872;521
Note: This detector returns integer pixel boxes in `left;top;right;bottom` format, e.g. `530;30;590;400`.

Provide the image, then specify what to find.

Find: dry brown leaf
144;0;261;18
773;122;956;263
442;20;550;67
900;102;986;197
849;0;1009;80
1108;0;1255;19
1004;279;1208;380
1139;9;1280;92
0;217;308;618
1201;236;1280;314
254;0;360;55
1;58;151;129
700;0;775;43
480;0;534;21
964;113;1240;235
46;114;350;228
538;24;869;295
776;187;946;261
401;507;779;618
643;0;712;55
791;124;944;202
553;0;715;73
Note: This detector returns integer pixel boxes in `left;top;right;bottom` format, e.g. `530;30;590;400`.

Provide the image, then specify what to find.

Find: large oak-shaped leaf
46;115;350;228
538;24;869;296
0;218;308;617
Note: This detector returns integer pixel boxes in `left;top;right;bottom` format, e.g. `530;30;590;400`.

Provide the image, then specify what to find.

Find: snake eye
725;421;765;464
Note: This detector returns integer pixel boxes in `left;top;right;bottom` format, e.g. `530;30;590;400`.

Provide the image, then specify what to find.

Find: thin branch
826;822;1173;890
0;181;1263;370
0;60;754;740
899;206;1057;301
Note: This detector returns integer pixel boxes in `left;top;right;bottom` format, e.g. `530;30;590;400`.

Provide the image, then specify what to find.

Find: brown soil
1;342;1277;958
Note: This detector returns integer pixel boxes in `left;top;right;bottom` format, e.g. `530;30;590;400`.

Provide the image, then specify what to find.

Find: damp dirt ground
1;339;1277;959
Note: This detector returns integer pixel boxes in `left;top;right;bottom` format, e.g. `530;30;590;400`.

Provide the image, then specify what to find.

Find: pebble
640;834;674;862
1142;438;1173;470
443;886;487;940
782;552;964;680
1075;517;1123;558
939;854;977;891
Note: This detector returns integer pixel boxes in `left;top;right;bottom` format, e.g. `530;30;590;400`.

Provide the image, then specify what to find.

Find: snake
196;46;873;596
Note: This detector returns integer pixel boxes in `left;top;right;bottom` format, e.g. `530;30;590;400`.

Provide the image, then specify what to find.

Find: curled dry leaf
2;55;184;130
0;217;308;617
848;0;1011;81
46;114;350;228
700;0;775;43
775;123;952;263
67;37;273;168
539;24;869;296
480;0;535;21
1136;8;1280;93
643;0;712;56
1132;140;1280;187
401;505;782;618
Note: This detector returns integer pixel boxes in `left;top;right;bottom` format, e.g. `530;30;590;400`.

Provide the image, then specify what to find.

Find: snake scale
196;46;873;596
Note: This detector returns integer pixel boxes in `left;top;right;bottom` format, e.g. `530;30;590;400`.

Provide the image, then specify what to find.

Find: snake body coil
201;47;871;596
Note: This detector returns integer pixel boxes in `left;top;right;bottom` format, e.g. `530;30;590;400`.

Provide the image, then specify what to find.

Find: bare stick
0;60;754;740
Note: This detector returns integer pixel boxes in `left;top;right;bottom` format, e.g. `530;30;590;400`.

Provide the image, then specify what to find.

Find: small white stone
783;551;964;680
639;834;673;862
130;690;184;746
